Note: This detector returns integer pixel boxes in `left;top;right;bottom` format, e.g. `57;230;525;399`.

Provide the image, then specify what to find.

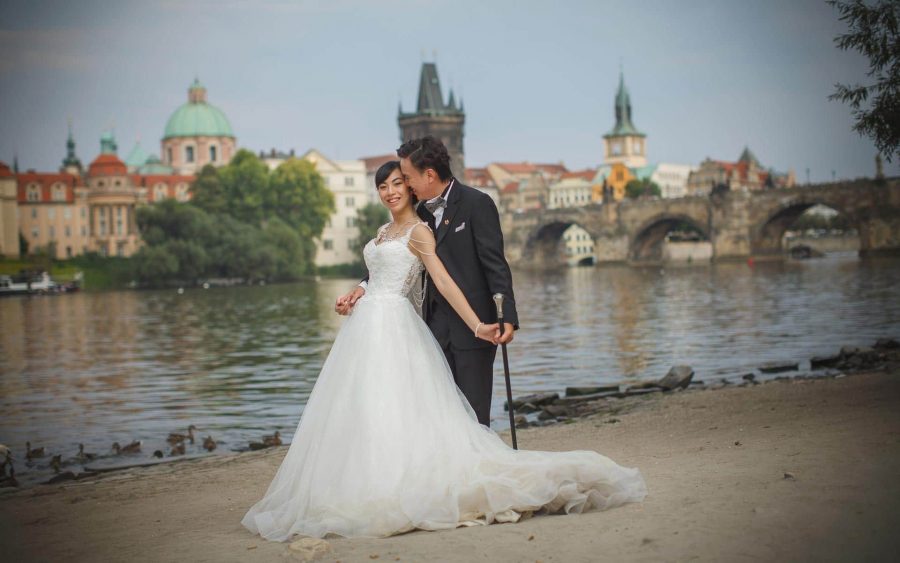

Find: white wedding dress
241;222;647;541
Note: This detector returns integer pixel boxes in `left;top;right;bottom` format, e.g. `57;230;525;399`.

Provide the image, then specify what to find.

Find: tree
625;178;662;199
267;158;335;272
190;164;228;215
828;0;900;161
216;149;271;224
352;202;390;264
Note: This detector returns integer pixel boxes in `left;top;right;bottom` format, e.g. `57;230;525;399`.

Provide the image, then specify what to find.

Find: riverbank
2;363;899;562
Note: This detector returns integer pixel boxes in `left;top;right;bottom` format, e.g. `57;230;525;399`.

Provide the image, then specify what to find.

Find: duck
248;440;268;451
152;450;164;459
167;425;198;445
50;454;63;473
47;470;77;484
202;435;217;452
76;443;97;462
170;442;186;456
263;430;282;447
111;440;142;455
25;441;45;460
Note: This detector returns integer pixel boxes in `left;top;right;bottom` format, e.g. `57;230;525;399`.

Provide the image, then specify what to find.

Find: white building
651;163;696;199
562;224;595;266
302;150;368;267
548;176;593;209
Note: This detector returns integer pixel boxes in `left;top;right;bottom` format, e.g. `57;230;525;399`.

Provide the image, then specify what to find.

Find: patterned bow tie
423;197;447;214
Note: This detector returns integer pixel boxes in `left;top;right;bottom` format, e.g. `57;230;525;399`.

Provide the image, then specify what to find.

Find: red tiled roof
360;154;398;172
88;154;127;177
0;161;13;178
561;169;595;181
465;167;493;186
16;172;81;203
494;162;569;176
501;181;520;194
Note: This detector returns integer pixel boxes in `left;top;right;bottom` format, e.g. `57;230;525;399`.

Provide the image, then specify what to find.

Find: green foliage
625;178;662;199
268;158;335;271
130;152;335;287
828;0;900;161
352;202;390;265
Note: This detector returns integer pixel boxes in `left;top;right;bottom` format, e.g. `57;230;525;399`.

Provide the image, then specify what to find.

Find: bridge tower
602;70;647;168
398;62;466;177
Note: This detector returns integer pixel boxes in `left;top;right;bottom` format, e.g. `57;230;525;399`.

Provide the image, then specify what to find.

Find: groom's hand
335;287;365;315
498;323;515;345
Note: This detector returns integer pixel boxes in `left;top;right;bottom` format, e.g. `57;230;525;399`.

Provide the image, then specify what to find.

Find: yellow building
0;162;19;257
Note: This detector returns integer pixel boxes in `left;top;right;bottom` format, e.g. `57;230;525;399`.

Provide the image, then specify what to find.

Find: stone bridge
502;177;900;267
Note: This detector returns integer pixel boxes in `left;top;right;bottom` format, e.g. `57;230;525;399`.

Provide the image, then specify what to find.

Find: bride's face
377;168;413;213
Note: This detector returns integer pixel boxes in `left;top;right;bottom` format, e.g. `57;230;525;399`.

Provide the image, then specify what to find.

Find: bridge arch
752;196;859;258
629;213;711;263
521;219;598;268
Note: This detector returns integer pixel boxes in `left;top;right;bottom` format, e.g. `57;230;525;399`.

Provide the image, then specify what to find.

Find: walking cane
493;293;518;450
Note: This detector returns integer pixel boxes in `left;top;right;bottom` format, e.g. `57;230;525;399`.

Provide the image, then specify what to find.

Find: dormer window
52;183;66;201
26;183;40;201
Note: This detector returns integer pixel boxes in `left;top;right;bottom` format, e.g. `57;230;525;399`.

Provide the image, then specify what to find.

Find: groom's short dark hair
397;136;452;181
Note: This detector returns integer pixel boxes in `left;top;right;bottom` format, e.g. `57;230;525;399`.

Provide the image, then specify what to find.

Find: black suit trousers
441;341;497;426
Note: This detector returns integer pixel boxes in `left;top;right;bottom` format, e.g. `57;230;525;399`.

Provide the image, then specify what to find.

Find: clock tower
602;70;647;167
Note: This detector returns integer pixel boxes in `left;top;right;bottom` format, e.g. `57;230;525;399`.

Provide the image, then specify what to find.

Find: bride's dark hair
374;160;417;205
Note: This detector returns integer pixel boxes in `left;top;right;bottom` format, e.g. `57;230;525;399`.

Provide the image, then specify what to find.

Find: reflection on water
1;253;899;487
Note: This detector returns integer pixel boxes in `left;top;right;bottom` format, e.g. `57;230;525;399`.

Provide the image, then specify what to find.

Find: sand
2;368;899;563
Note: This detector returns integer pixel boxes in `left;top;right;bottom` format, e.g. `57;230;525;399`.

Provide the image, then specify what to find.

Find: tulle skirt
241;293;647;540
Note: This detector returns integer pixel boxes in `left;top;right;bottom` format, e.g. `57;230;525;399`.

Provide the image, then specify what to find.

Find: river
2;252;899;487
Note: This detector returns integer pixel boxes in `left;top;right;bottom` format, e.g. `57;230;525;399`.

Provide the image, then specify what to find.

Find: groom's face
400;158;440;201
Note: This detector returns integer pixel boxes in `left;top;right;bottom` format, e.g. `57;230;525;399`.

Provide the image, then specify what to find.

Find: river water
2;252;899;487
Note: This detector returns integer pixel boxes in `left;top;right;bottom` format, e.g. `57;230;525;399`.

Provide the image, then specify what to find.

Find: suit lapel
435;180;462;247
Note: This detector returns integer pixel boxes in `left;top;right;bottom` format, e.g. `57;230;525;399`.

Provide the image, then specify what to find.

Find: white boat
0;275;30;295
0;272;60;296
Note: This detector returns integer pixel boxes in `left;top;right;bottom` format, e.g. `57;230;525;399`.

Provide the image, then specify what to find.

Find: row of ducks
0;427;283;488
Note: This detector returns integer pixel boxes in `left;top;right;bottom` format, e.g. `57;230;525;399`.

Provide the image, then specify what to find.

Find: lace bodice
362;222;426;302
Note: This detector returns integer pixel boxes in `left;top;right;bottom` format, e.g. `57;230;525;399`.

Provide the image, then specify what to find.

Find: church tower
602;70;647;167
61;120;83;176
398;62;466;176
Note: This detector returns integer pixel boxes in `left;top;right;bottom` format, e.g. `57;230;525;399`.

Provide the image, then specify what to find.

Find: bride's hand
476;323;501;345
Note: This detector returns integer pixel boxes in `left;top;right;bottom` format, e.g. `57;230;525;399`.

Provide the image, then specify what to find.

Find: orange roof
16;172;81;203
501;181;520;194
465;167;493;186
88;154;127;177
494;161;569;175
0;161;13;178
360;153;398;172
561;169;595;181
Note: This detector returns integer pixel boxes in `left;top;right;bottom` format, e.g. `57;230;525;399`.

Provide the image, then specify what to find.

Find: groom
336;135;518;426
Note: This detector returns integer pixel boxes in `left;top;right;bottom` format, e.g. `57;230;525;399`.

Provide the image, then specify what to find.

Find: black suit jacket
416;180;519;350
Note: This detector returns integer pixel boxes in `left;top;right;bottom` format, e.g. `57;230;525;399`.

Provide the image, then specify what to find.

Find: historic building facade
161;79;236;175
687;147;795;196
398;62;466;177
0;162;21;258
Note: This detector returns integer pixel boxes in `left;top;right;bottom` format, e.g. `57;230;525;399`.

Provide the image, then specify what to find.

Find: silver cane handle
493;293;504;321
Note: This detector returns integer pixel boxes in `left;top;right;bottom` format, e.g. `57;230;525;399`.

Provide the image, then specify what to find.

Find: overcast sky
0;0;894;181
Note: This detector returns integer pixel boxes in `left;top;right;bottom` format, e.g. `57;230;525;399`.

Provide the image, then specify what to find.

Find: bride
241;161;647;541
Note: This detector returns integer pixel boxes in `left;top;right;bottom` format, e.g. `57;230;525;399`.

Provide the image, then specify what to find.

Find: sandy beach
3;366;899;563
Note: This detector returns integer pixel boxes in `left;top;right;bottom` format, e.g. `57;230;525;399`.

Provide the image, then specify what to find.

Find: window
31;227;38;239
65;225;71;237
117;242;126;256
97;180;104;188
185;146;195;163
66;246;72;258
117;218;123;235
345;217;356;228
27;184;40;201
48;207;56;220
80;207;86;218
64;208;72;220
52;183;66;201
209;145;217;162
31;208;37;219
114;180;122;187
344;176;354;187
167;147;173;163
323;239;333;250
176;183;189;201
154;185;167;201
49;225;55;239
81;226;87;236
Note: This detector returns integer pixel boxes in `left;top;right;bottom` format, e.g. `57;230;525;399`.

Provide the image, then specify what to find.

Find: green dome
163;103;234;139
163;80;234;139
